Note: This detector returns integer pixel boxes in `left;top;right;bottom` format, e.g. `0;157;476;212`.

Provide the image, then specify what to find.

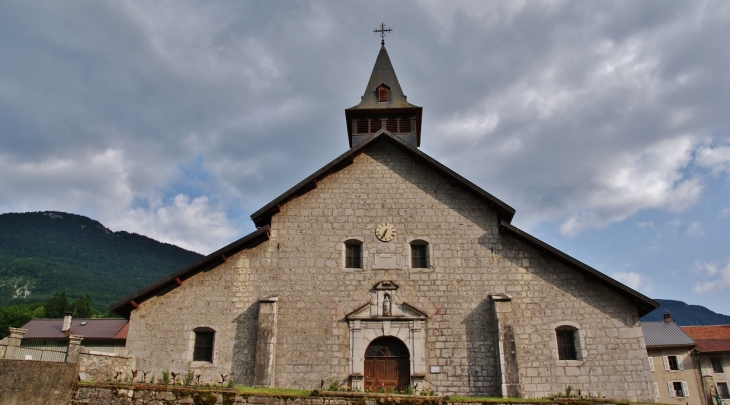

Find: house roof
642;321;696;348
252;130;516;227
347;45;419;110
682;325;730;353
109;225;270;318
498;221;659;316
20;318;128;341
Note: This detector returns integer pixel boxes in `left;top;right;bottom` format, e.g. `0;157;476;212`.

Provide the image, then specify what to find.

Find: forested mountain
641;299;730;325
0;211;203;311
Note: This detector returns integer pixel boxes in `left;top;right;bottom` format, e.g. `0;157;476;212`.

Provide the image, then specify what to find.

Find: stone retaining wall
0;359;78;405
70;385;628;405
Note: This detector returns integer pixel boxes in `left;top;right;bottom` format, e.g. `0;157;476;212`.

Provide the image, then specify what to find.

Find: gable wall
124;242;269;384
125;141;652;399
259;141;651;399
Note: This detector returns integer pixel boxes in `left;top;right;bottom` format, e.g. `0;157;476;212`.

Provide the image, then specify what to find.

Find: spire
344;30;423;148
350;45;417;110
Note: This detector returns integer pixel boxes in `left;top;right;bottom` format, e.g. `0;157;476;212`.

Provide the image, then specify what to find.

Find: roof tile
682;325;730;352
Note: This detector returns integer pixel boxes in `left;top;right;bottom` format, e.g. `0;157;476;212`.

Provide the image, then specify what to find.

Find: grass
235;385;312;397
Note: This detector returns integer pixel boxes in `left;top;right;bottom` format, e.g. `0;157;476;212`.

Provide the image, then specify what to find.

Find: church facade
112;42;657;400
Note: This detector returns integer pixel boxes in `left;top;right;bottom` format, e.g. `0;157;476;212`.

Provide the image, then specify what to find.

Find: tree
45;290;69;318
0;304;41;338
70;294;93;318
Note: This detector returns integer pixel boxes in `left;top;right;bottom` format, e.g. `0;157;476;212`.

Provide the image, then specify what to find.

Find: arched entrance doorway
364;336;410;391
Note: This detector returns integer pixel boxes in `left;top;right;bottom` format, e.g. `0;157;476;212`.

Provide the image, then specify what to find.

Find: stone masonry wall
79;352;136;382
125;140;653;400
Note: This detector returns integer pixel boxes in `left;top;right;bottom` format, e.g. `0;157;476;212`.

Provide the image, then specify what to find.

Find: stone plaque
373;254;397;269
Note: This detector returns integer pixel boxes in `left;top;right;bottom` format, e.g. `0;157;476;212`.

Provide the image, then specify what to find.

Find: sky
1;1;729;315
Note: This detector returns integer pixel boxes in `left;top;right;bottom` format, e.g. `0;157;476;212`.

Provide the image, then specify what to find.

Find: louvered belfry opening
356;120;369;134
386;118;398;132
399;118;411;133
370;119;382;132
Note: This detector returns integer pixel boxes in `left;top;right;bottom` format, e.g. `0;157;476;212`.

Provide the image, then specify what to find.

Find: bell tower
345;24;423;148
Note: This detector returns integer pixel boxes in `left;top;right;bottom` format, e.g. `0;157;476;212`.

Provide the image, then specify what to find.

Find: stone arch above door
346;281;428;390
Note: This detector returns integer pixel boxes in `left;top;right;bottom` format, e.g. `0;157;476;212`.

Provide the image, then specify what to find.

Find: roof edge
645;344;697;349
499;220;659;316
109;225;270;318
251;131;515;226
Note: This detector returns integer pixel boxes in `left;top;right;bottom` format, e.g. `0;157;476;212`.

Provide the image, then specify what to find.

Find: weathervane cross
373;23;392;45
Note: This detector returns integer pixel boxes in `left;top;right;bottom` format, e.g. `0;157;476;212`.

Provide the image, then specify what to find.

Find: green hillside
0;211;203;310
641;299;730;325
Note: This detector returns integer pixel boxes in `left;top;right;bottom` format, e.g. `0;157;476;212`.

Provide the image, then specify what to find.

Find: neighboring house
109;40;659;399
19;313;127;361
643;313;701;404
682;325;730;405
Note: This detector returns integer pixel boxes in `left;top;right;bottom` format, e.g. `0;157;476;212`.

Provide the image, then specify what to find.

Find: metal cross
373;23;392;45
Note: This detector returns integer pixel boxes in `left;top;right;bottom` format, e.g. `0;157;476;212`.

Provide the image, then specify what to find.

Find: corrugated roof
20;318;128;341
682;325;730;353
348;45;419;110
642;321;696;347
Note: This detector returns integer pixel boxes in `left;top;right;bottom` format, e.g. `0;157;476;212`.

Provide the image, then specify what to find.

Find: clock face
375;222;396;242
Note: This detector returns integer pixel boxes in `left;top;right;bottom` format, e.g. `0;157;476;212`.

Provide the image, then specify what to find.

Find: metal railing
18;339;68;362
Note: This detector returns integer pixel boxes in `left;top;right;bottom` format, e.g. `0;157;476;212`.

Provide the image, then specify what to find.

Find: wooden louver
400;118;411;133
386;118;398;132
356;120;369;134
378;87;389;102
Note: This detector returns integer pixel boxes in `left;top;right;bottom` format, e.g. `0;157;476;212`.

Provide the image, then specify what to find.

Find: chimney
663;311;672;323
62;311;73;331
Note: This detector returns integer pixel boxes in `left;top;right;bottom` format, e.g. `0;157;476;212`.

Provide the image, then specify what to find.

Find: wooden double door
363;337;410;391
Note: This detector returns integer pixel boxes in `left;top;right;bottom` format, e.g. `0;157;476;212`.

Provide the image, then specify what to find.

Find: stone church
111;40;658;400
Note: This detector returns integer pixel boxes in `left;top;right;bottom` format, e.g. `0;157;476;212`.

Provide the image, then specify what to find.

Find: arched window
555;325;578;360
410;240;429;268
193;327;215;362
345;240;362;269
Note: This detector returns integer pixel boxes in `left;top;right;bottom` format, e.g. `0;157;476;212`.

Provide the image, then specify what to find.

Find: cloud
2;2;730;262
685;221;704;238
611;271;652;295
558;137;702;236
692;259;730;294
637;221;654;229
719;206;730;219
0;149;134;215
696;144;730;176
107;194;238;255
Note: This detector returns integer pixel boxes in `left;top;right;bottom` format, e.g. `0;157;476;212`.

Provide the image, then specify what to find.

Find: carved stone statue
383;294;391;316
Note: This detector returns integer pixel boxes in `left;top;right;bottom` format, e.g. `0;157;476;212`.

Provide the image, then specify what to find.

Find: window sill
189;361;215;367
556;359;584;367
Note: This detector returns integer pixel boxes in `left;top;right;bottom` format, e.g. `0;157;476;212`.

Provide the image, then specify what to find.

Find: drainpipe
692;350;711;405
